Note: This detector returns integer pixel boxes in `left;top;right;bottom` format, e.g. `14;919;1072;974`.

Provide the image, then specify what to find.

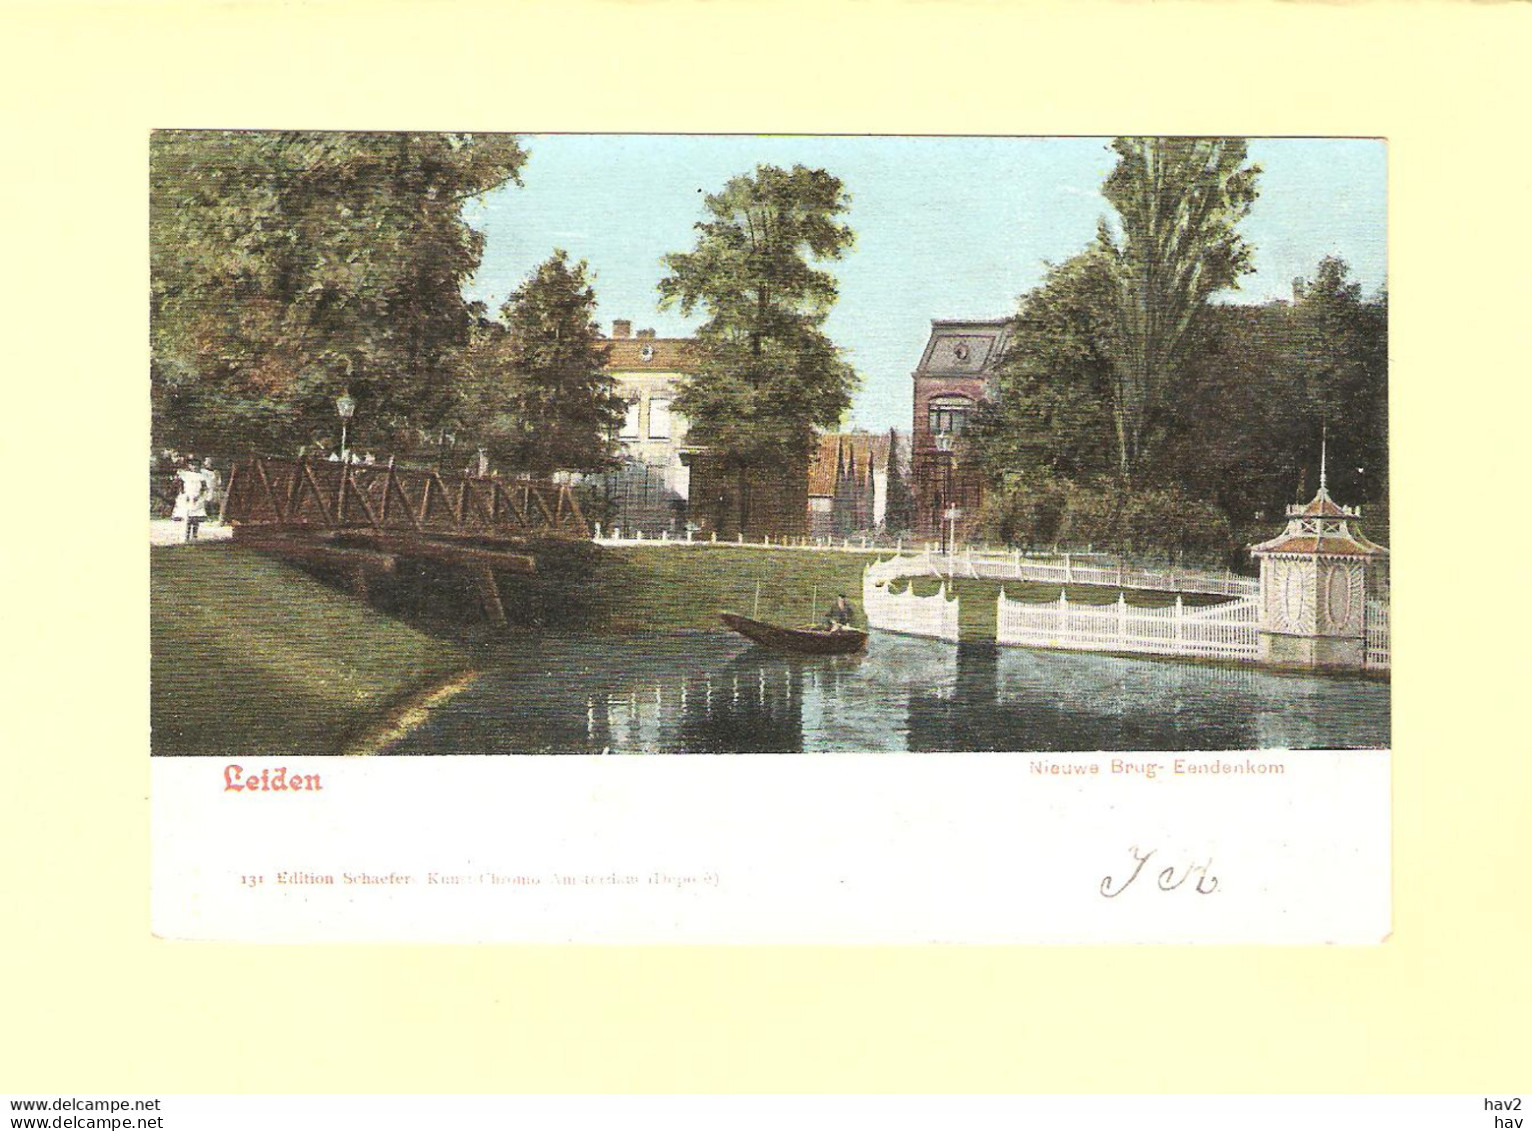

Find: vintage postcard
149;132;1390;943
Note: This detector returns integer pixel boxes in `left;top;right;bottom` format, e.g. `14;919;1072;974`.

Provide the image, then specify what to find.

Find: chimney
612;320;632;339
637;328;657;339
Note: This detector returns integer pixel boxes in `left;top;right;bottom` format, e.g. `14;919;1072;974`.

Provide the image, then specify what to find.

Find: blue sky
463;136;1386;432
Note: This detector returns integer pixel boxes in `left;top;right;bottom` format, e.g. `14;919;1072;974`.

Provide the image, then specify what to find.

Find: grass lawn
151;544;470;756
593;544;1232;641
596;544;876;631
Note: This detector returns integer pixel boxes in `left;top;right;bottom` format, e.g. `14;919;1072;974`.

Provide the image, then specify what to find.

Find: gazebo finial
1319;422;1328;493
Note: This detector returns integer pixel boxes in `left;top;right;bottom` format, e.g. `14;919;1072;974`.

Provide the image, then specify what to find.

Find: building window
649;398;671;440
928;394;974;437
620;400;641;440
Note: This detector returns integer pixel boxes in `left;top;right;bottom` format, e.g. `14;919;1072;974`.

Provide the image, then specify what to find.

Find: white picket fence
862;564;960;643
995;590;1261;662
1365;599;1391;672
938;546;1258;598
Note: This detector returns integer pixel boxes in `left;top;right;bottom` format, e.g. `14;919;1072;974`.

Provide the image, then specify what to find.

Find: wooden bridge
221;457;590;626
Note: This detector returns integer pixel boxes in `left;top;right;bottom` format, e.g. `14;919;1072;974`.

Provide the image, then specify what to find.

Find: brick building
909;318;1011;542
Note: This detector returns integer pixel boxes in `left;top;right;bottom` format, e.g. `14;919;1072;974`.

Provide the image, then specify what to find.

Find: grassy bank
593;544;1229;641
151;544;470;756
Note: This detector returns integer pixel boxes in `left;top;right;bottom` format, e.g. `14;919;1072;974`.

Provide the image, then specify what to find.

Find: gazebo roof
1249;529;1388;558
1289;485;1352;518
1250;441;1389;559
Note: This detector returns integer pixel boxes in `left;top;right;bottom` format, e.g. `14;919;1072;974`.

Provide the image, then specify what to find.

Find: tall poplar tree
1096;137;1261;478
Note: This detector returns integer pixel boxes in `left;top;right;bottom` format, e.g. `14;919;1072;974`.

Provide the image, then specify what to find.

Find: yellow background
3;0;1528;1093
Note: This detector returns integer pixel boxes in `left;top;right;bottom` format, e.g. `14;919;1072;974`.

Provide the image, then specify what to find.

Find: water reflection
381;631;1388;755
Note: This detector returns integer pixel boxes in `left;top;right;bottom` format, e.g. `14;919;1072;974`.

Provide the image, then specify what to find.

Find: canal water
382;631;1390;755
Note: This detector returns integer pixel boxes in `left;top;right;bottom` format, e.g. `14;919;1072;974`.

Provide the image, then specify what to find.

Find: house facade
909;318;1010;541
600;319;698;535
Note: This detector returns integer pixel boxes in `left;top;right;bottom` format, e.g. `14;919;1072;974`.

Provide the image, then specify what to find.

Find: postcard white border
152;750;1389;944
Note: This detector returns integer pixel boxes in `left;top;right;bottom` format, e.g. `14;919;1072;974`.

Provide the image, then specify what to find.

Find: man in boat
825;593;855;631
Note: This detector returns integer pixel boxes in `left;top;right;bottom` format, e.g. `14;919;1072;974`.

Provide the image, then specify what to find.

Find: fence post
710;531;716;543
1118;593;1128;643
1065;553;1073;583
1173;595;1184;654
594;522;603;540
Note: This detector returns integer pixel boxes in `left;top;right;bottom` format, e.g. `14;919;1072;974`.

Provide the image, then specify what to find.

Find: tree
1286;257;1389;505
150;131;528;455
455;251;622;476
1096;137;1261;478
969;252;1119;486
658;164;858;533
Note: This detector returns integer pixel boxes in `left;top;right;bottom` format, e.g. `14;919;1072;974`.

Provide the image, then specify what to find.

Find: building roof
604;337;698;373
807;432;895;497
912;318;1012;379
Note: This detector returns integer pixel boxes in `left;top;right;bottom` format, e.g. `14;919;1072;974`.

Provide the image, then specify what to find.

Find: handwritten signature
1100;846;1219;897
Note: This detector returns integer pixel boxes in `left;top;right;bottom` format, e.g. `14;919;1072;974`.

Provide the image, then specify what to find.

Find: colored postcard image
150;133;1389;758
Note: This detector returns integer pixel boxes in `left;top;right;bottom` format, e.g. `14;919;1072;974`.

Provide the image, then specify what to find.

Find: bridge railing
222;457;589;541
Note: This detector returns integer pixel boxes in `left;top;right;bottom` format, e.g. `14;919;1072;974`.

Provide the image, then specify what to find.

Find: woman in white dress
172;457;209;543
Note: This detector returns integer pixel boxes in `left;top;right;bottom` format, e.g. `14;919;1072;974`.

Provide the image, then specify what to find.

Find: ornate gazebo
1250;457;1388;671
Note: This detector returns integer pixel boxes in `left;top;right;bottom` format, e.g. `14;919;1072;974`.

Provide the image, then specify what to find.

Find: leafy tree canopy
453;250;622;476
150;131;528;455
658;164;859;472
968;252;1118;485
973;250;1387;558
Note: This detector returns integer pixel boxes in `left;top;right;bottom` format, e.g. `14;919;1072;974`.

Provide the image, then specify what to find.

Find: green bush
978;476;1236;563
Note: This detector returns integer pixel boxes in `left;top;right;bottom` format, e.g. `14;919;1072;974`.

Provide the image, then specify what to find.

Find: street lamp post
934;432;956;555
335;390;356;461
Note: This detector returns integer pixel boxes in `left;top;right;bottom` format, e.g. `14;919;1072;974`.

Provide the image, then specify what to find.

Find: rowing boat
718;612;869;655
